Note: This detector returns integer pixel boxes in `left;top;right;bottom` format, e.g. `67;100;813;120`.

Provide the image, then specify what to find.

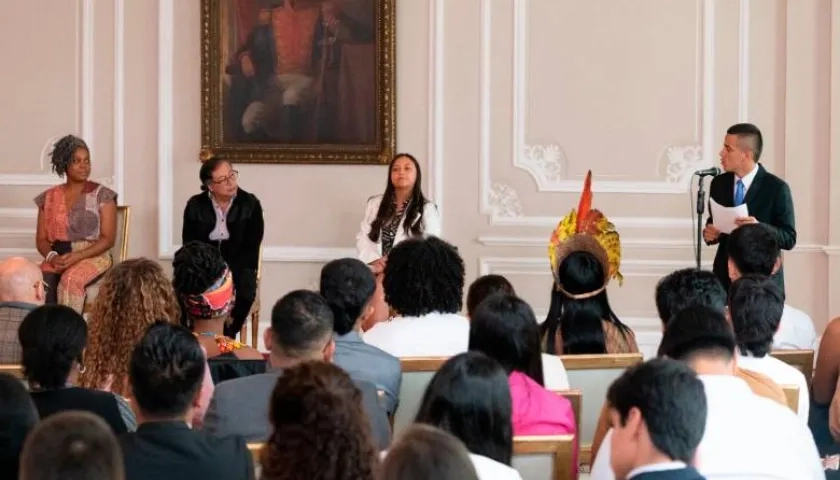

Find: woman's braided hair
50;135;88;177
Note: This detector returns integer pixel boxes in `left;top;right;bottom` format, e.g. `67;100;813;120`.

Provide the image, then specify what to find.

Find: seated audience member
607;358;707;480
728;274;809;423
469;293;576;436
379;424;480;480
364;236;468;357
590;306;823;480
119;322;253;480
172;242;264;382
20;411;124;480
727;224;816;349
260;362;379;480
467;274;568;389
0;257;45;363
0;373;38;480
20;305;135;433
203;290;391;448
542;173;637;354
413;352;523;480
319;258;401;414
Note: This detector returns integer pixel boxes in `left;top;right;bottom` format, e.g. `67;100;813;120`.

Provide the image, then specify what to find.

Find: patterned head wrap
548;171;623;299
181;267;236;320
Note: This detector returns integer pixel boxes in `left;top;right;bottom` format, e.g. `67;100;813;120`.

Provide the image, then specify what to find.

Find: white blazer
356;194;441;264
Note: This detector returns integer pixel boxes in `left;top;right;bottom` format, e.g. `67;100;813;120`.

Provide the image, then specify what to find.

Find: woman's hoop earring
78;364;87;374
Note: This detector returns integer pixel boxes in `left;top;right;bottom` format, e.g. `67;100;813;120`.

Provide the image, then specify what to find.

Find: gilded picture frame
200;0;395;164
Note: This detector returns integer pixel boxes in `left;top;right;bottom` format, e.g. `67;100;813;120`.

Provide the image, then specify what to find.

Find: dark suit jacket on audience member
202;368;391;450
119;421;253;480
706;164;796;293
31;387;129;435
630;466;706;480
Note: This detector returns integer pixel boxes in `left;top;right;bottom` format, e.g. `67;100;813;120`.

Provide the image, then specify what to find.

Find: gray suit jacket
202;367;391;450
333;331;401;414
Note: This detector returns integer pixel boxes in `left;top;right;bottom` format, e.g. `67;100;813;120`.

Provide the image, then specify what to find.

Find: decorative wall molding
0;208;38;220
427;0;445;223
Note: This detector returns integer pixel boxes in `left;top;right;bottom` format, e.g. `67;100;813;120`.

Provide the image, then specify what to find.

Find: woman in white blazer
356;153;441;327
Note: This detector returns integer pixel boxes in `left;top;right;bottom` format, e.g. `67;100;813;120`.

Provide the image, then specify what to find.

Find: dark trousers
224;267;257;338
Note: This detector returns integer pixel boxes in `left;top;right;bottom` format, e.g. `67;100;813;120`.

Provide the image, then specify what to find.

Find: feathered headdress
548;171;622;298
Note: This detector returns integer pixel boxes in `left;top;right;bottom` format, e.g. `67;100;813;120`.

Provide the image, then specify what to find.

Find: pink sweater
509;371;576;436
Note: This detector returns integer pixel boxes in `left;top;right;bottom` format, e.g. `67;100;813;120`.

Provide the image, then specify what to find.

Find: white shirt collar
627;461;687;479
736;162;759;193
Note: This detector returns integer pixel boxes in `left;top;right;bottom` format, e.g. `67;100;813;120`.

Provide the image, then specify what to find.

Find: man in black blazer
704;123;796;293
607;358;708;480
119;323;254;480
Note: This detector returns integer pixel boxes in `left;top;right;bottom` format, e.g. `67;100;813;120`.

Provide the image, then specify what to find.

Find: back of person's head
415;351;513;465
269;290;335;361
19;411;123;480
129;322;206;420
379;424;479;480
658;306;736;366
19;305;87;389
0;373;38;479
468;293;544;385
655;268;726;327
728;274;784;358
727;224;780;279
0;256;44;304
263;361;377;480
466;275;515;318
607;358;707;479
172;241;227;296
319;258;376;335
383;236;465;317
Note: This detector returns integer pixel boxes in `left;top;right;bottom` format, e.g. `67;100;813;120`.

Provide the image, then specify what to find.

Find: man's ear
323;338;336;363
263;327;273;353
772;256;782;275
727;258;739;281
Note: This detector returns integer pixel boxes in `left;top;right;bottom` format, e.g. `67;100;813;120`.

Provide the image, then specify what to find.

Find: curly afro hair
383;236;465;317
50;135;88;177
172;241;227;296
261;361;378;480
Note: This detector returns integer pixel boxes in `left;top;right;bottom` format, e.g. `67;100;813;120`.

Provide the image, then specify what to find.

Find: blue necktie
735;179;745;206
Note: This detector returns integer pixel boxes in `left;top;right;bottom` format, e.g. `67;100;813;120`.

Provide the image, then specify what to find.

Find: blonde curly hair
79;258;181;397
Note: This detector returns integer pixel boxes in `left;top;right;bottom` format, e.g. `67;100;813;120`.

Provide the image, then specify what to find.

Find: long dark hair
540;251;630;354
415;352;513;466
368;153;429;242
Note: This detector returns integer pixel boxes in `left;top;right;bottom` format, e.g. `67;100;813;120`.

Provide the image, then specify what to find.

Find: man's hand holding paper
710;198;750;235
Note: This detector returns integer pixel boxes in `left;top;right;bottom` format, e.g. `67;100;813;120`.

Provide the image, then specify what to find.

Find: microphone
693;166;721;177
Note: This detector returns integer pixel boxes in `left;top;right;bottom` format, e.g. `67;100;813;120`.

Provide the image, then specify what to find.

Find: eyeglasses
212;170;239;185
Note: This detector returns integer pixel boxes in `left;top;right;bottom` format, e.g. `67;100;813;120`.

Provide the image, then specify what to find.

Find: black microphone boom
694;166;721;177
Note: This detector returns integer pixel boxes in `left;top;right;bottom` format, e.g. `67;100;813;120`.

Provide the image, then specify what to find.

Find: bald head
0;257;44;304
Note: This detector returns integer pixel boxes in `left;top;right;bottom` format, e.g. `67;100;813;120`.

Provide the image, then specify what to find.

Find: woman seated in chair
182;154;264;339
172;241;265;383
541;171;637;355
34;135;117;313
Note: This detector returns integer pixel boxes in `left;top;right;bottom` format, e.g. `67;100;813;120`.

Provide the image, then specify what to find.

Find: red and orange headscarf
181;267;236;320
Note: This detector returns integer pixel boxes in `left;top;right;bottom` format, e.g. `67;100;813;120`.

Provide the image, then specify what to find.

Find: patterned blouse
381;200;409;256
34;182;117;242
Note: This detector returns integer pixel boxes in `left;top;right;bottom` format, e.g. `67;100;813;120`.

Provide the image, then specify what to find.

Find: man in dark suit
202;290;391;449
606;358;708;480
704;123;796;294
119;323;254;480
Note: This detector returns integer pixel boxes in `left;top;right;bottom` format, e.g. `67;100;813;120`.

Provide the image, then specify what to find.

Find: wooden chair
557;353;643;464
82;205;131;315
239;242;264;348
770;349;814;388
551;388;582;437
0;364;24;380
781;384;800;413
393;357;449;437
512;435;576;480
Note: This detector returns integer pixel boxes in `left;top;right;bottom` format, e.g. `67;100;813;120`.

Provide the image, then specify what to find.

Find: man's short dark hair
728;274;784;357
20;411;123;480
607;358;706;463
727;123;763;162
466;275;515;318
383;236;465;317
0;373;38;479
270;290;334;357
19;305;87;389
129;322;206;418
319;258;376;336
727;224;779;276
655;269;726;326
658;305;736;362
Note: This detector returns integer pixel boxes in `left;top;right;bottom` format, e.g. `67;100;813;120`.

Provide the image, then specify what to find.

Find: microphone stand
695;175;706;270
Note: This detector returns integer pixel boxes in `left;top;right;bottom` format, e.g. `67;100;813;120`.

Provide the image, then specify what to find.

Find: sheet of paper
710;198;749;234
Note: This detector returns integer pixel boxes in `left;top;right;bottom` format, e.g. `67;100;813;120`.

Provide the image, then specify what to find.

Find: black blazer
31;387;129;435
182;188;264;272
706;164;796;292
119;421;253;480
630;466;706;480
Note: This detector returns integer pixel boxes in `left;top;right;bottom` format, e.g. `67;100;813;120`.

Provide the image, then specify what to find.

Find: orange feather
575;170;593;233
